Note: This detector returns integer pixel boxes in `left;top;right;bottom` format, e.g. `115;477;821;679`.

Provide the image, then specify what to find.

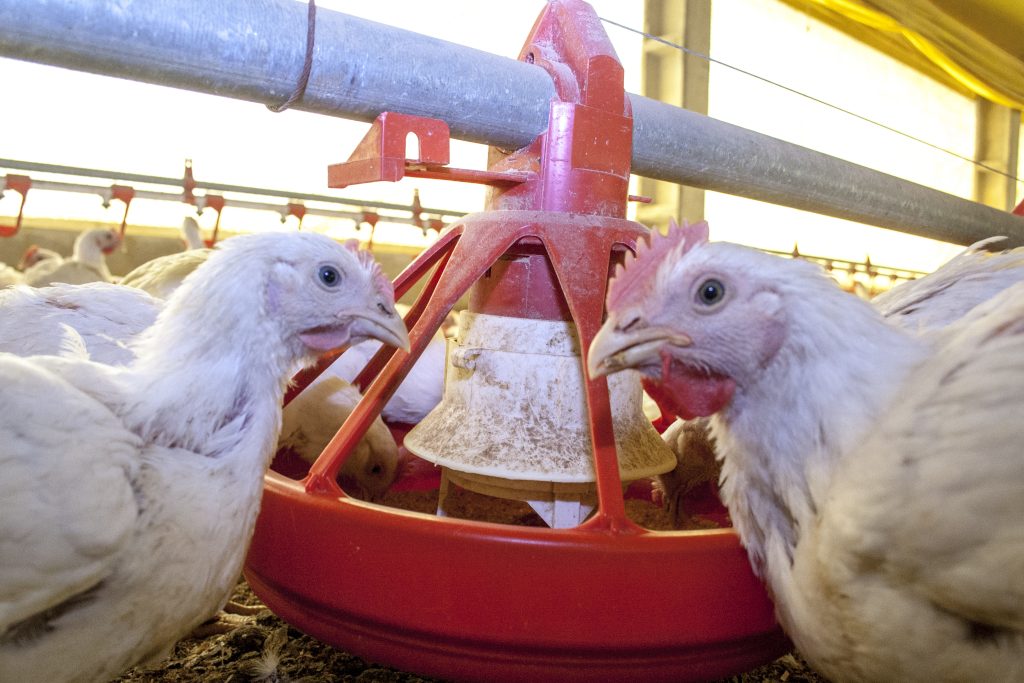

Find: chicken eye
318;265;342;288
696;278;725;305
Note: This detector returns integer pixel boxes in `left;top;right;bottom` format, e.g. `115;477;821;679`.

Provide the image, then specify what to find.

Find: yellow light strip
809;0;1024;110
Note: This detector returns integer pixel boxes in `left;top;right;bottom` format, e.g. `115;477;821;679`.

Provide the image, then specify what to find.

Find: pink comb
607;219;709;311
343;239;394;298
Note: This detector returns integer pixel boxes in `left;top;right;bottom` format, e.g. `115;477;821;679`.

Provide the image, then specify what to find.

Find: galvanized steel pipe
1;0;1021;245
0;158;465;217
25;178;428;226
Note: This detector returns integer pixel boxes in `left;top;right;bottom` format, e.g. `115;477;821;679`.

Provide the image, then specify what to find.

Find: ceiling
933;0;1024;63
779;0;1024;107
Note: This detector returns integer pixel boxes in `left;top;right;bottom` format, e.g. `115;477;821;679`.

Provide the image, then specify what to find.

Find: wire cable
599;15;1024;189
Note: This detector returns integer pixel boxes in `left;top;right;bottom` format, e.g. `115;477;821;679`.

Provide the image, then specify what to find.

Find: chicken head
17;245;60;271
92;228;122;255
186;233;410;362
589;219;792;420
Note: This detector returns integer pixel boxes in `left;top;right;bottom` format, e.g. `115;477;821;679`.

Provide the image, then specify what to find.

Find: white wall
704;0;974;271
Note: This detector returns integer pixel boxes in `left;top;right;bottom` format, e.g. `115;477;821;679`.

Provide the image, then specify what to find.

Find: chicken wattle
642;351;735;421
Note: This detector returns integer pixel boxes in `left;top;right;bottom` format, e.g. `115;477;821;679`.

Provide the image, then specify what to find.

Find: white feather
119;249;211;300
181;216;205;250
0;263;24;288
873;237;1024;330
0;283;161;365
322;326;446;424
600;236;1024;681
0;231;403;682
23;229;121;287
279;376;398;500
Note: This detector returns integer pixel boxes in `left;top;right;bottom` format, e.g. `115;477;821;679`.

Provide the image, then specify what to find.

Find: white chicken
0;278;399;499
872;235;1024;329
0;283;161;365
0;232;409;683
180;215;205;250
18;245;62;271
23;228;121;287
589;221;1024;681
0;245;64;287
653;417;720;529
652;234;1024;532
119;217;213;299
120;249;212;300
323;322;446;424
278;375;399;500
124;230;445;424
0;262;22;287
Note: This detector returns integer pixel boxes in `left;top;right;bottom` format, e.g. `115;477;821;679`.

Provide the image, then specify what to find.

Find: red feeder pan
246;2;788;680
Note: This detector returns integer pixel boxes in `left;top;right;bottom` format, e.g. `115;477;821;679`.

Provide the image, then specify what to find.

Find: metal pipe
2;0;1021;245
25;177;439;227
627;97;1020;246
0;0;553;148
1;159;465;218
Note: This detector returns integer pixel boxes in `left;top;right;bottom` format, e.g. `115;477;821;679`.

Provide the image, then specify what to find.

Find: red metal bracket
409;189;446;235
282;201;307;229
327;111;531;189
410;188;423;229
0;174;31;238
182;158;196;205
200;194;226;247
182;158;225;247
360;210;380;251
425;216;445;235
106;184;135;242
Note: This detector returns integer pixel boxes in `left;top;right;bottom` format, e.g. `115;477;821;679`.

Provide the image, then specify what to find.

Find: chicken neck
121;272;298;461
710;281;928;577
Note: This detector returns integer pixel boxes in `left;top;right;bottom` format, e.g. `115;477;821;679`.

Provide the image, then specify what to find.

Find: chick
279;376;399;500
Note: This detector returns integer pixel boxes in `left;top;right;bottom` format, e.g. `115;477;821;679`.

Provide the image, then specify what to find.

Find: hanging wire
598;15;1024;190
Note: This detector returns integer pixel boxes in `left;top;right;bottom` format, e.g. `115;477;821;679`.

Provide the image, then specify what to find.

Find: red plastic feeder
245;3;788;681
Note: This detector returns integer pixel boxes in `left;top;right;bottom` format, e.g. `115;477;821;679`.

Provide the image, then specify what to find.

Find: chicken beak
588;315;692;378
350;305;411;352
